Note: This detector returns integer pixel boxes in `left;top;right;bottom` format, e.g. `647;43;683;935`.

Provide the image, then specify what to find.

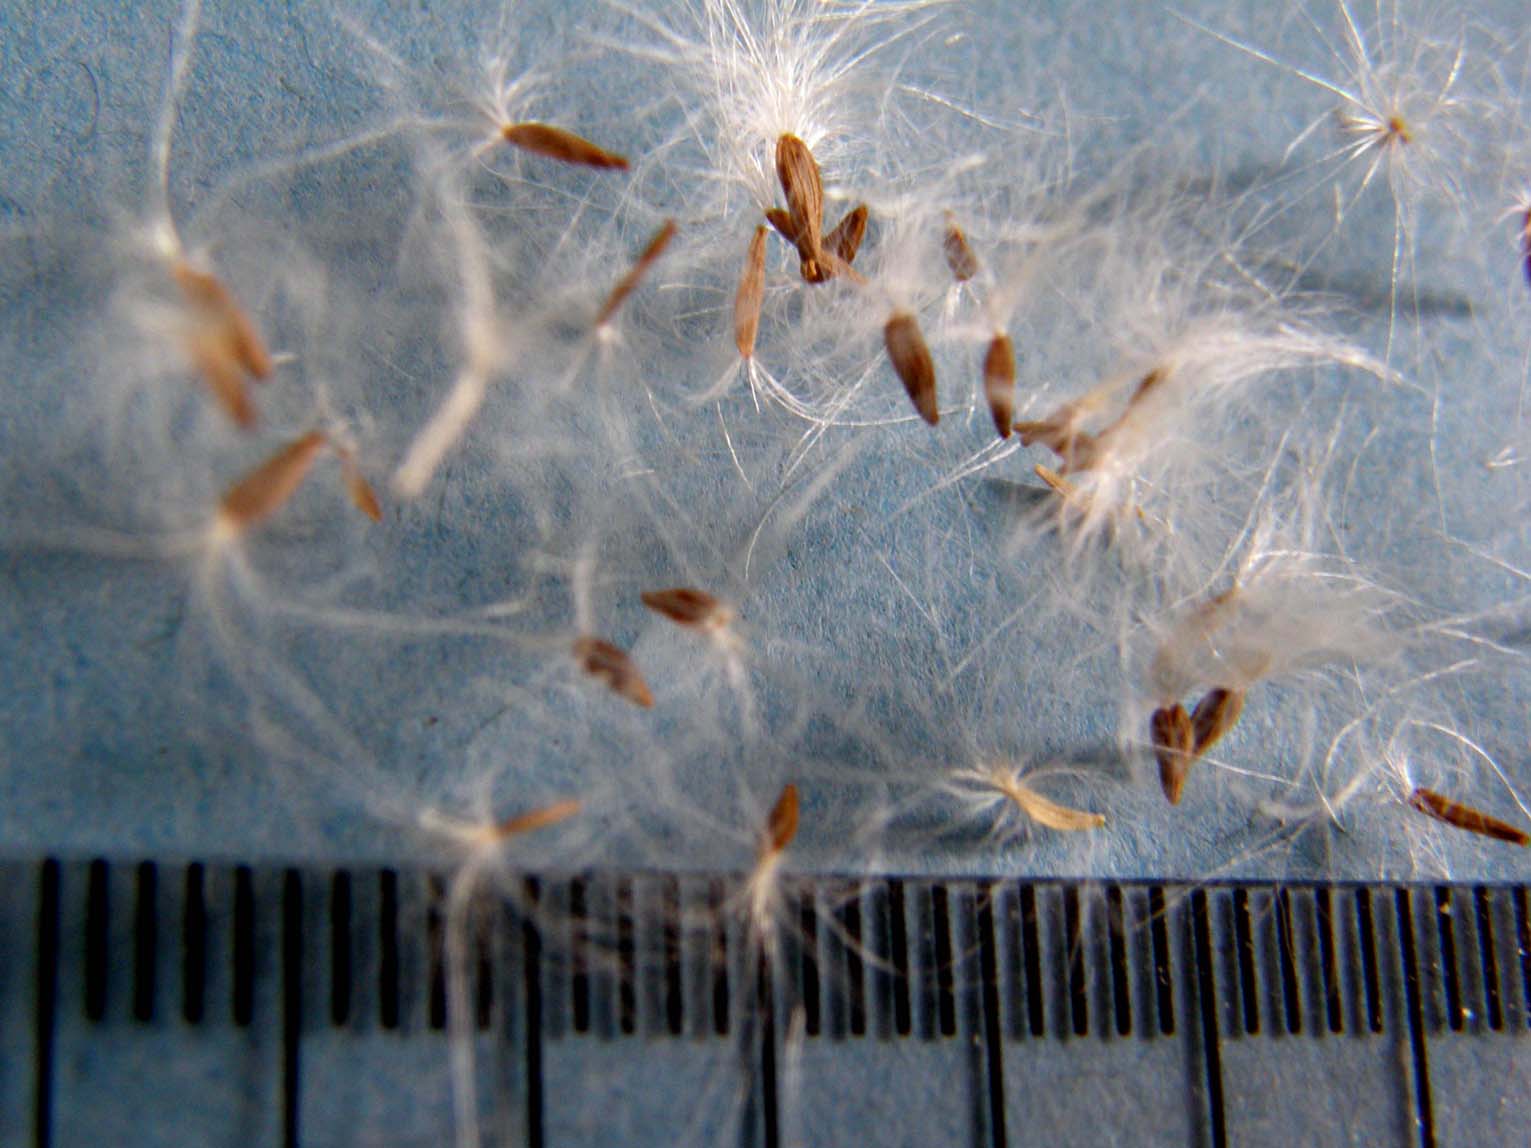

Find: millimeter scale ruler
2;858;1528;1147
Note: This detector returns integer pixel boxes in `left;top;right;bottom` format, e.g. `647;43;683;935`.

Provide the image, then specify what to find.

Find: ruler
2;859;1527;1147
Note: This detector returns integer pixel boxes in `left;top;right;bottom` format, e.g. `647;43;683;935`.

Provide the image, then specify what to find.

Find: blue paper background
3;0;1530;886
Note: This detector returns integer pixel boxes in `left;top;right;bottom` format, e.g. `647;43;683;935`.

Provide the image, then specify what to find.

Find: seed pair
218;428;382;535
573;587;732;707
1150;687;1245;805
766;134;867;285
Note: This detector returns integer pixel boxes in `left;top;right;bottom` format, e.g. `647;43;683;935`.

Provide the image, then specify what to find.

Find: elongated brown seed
943;214;979;282
762;783;800;857
764;207;800;245
572;635;654;708
641;587;730;631
825;203;868;265
884;311;938;425
173;262;271;428
500;122;628;170
983;333;1016;438
595;220;677;328
734;226;767;360
185;334;258;429
492;798;583;840
1190;687;1244;757
173;262;273;381
775;134;824;279
1406;788;1531;847
339;453;383;523
218;430;327;532
1151;704;1196;805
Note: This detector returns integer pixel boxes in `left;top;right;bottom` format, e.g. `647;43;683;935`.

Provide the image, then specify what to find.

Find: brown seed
172;262;273;381
184;334;258;429
775;134;824;276
218;430;327;532
764;207;800;246
883;311;938;425
572;635;654;708
595;220;677;329
339;453;383;523
500;121;629;170
762;782;800;857
641;587;730;630
825;203;868;265
1189;687;1244;757
983;333;1015;438
1406;788;1531;847
1151;704;1196;805
734;226;767;360
492;798;583;840
943;214;979;282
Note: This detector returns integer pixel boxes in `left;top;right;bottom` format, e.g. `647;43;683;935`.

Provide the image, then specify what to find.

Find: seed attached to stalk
1406;788;1531;847
883;311;938;425
500;122;629;169
572;635;654;708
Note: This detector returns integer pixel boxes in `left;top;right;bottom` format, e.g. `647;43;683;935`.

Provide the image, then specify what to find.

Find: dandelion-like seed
1183;1;1480;355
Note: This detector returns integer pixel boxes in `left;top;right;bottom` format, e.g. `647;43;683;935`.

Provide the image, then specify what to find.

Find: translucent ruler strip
4;859;1529;1147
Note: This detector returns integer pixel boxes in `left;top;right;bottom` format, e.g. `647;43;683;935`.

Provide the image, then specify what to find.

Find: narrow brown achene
734;226;767;360
218;431;327;532
1407;788;1530;847
500;121;629;169
595;220;677;328
884;311;938;425
762;783;800;857
983;333;1015;438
